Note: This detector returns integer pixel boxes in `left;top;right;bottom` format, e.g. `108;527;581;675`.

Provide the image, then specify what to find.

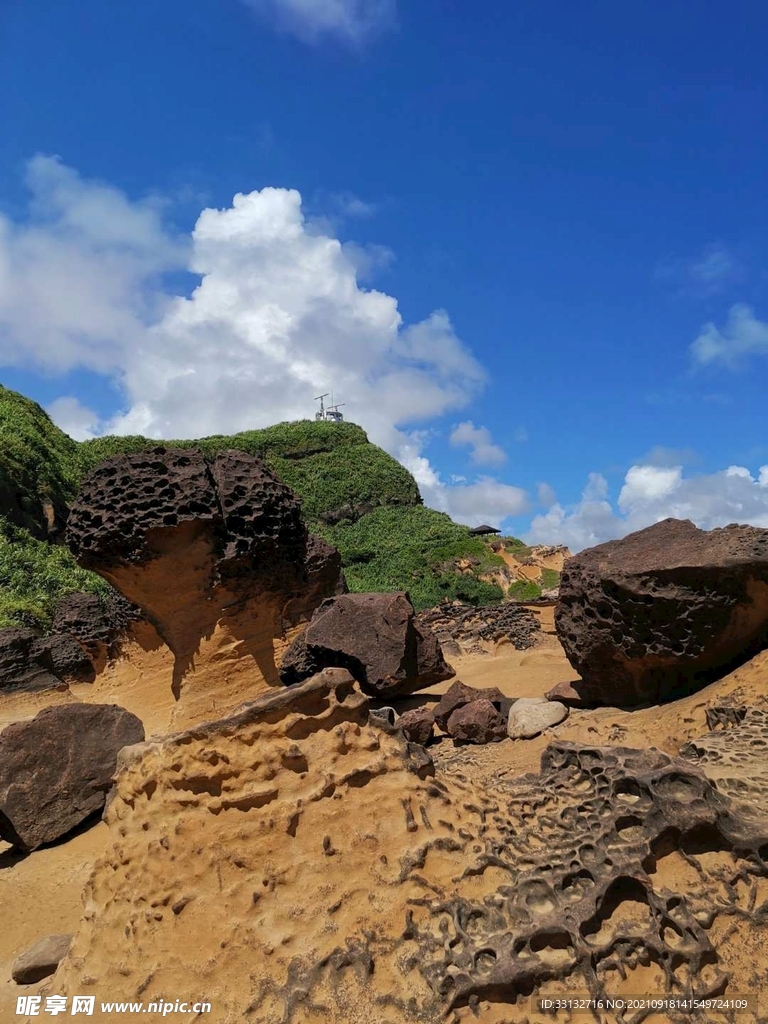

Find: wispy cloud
241;0;396;44
690;303;768;369
655;243;738;295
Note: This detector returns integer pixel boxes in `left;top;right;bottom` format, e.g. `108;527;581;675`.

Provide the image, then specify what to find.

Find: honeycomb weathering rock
0;703;144;851
66;446;307;584
65;447;345;724
555;518;768;705
50;674;768;1022
279;591;454;697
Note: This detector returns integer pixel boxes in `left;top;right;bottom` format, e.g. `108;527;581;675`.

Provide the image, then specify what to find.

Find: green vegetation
507;579;542;602
540;568;561;591
502;538;533;560
0;383;508;625
0;517;110;629
319;506;505;610
0;387;82;513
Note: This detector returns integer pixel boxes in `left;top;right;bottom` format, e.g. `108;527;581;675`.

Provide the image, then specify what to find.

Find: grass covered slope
0;384;505;625
0;387;82;538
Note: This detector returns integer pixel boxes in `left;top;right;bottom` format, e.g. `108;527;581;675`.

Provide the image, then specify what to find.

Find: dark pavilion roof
468;524;501;535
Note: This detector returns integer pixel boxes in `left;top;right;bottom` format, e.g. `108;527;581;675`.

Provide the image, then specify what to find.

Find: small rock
545;680;589;708
12;934;72;984
434;681;506;732
508;697;569;739
398;707;435;745
446;699;507;744
369;706;398;727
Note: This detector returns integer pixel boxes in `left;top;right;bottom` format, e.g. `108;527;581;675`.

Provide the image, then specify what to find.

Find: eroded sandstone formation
65;447;345;724
417;600;541;657
556;518;768;705
0;703;144;851
279;591;454;697
47;672;768;1023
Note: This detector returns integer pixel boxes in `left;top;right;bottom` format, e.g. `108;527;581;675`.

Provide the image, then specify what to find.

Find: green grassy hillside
0;384;505;626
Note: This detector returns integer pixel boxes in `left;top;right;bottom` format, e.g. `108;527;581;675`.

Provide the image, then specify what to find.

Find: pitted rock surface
279;591;454;697
50;685;768;1023
681;704;768;840
417;600;541;655
280;534;348;627
0;703;145;851
64;448;344;716
52;591;142;657
556;518;768;705
66;446;307;587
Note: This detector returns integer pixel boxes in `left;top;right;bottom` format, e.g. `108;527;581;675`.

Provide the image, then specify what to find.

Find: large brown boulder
279;592;454;697
65;447;345;721
556;518;768;706
0;703;144;851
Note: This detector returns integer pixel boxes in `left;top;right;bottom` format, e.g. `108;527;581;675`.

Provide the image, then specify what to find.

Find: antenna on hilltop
314;393;329;421
314;391;345;423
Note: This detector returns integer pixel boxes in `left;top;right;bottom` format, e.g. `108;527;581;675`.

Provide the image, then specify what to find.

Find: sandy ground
2;605;767;1022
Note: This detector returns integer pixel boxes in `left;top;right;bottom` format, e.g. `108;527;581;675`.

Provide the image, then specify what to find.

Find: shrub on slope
0;387;82;537
0;517;110;629
319;506;504;610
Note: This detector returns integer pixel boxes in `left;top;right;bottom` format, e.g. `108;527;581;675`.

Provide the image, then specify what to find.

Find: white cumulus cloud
1;156;525;529
449;420;507;466
526;462;768;552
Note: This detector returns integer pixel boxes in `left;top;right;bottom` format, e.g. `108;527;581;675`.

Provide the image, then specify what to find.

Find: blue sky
1;0;767;549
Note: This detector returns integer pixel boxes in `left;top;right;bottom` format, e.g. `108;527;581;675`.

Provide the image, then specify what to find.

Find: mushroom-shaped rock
0;703;144;851
66;447;344;724
556;518;768;706
279;592;454;697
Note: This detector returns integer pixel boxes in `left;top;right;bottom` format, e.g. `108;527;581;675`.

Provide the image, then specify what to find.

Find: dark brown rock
0;627;62;693
0;703;144;851
12;934;72;984
280;534;347;627
32;632;93;683
52;591;141;657
446;698;507;744
279;592;454;697
433;680;506;732
544;680;591;708
398;707;435;745
556;518;768;706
